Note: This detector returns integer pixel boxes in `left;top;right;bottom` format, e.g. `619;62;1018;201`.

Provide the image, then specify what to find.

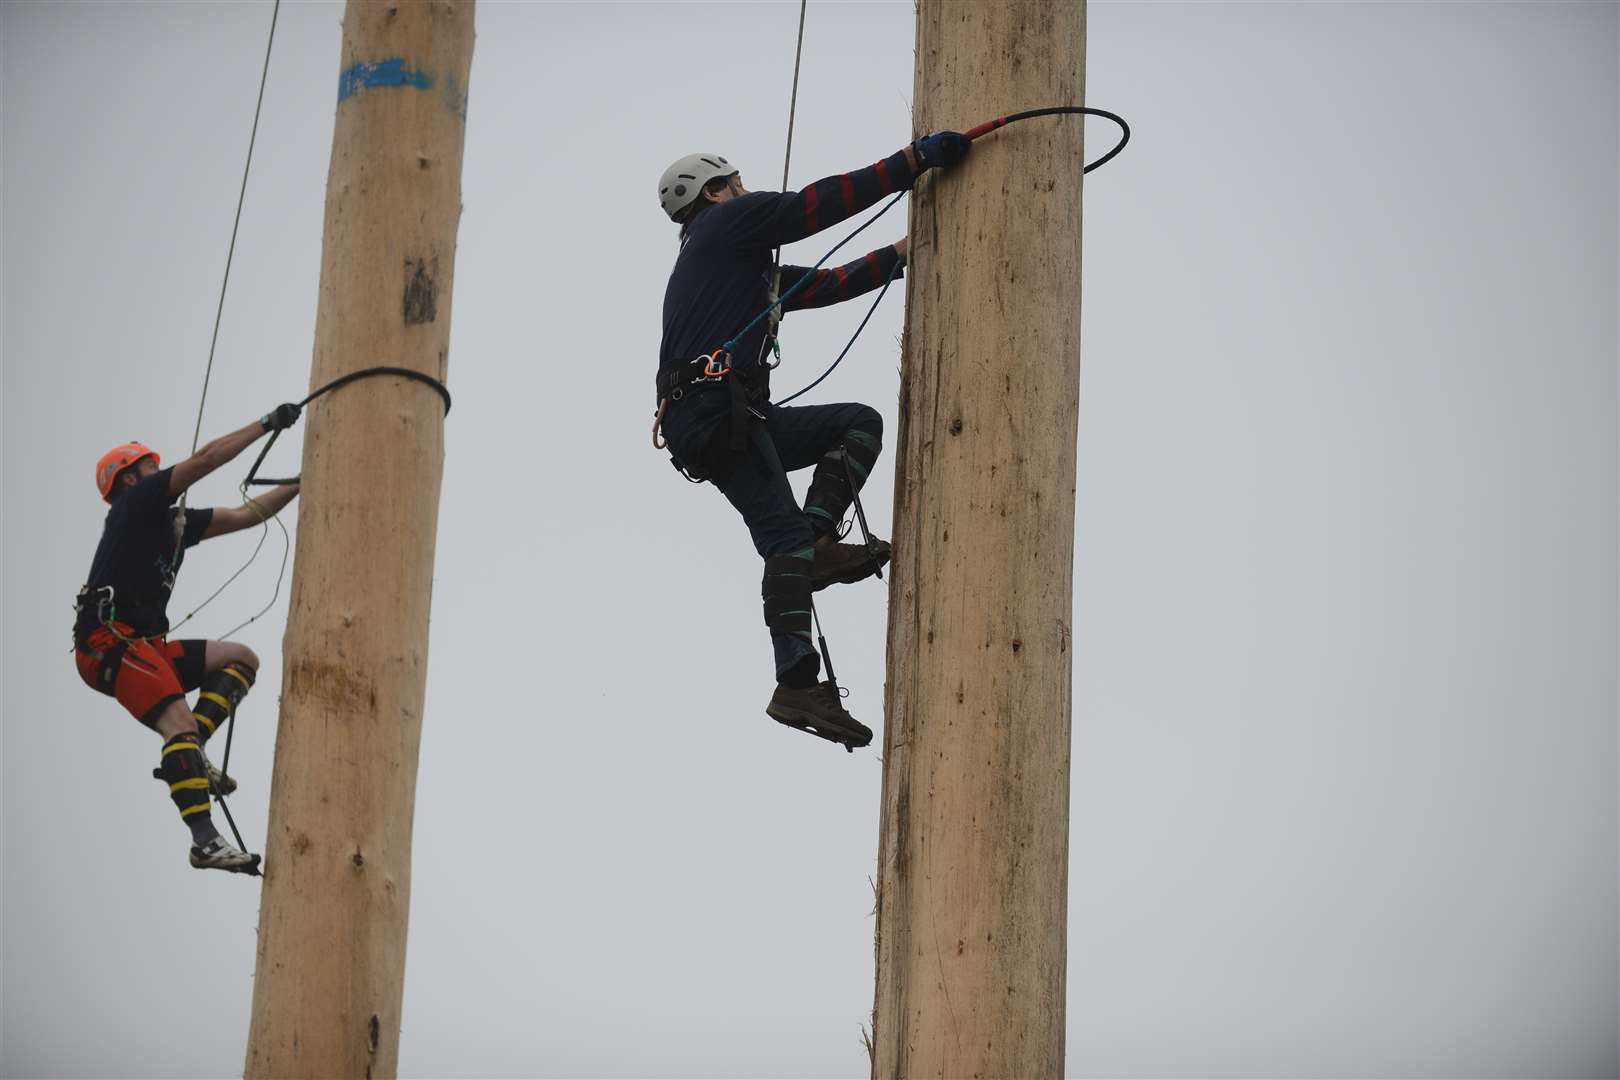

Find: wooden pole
871;2;1084;1076
246;3;473;1076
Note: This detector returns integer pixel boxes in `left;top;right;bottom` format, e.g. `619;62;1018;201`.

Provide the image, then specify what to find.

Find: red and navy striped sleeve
731;147;919;247
781;245;905;312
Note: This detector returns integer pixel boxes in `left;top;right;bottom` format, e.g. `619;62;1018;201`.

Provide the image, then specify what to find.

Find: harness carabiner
652;398;670;449
701;350;732;378
75;584;115;622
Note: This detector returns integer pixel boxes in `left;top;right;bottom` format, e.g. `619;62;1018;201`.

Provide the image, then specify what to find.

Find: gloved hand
260;402;301;432
913;131;972;170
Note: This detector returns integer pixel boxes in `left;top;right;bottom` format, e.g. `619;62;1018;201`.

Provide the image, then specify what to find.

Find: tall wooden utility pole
872;2;1084;1076
246;3;473;1076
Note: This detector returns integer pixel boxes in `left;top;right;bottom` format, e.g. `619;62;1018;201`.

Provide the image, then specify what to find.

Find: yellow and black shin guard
190;664;254;742
159;732;215;841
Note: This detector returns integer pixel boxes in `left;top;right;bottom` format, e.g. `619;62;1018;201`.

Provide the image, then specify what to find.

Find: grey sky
2;1;1615;1077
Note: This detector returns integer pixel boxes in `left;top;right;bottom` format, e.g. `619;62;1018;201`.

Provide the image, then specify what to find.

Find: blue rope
740;105;1133;405
773;254;904;407
721;190;907;356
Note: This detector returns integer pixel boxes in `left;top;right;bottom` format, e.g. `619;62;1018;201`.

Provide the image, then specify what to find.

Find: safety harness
72;582;261;874
652;349;768;482
73;586;131;692
649;98;1132;749
74;364;452;875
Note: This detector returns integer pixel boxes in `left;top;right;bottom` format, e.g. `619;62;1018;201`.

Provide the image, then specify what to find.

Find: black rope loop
299;365;452;415
966;105;1132;174
245;365;452;487
770;105;1131;407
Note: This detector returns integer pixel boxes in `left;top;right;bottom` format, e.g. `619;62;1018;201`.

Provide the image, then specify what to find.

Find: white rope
168;0;282;632
189;0;281;455
767;0;810;366
781;0;807;193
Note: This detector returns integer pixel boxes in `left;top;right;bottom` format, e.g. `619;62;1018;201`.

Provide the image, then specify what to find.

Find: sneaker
204;754;237;797
808;534;892;592
190;836;259;873
767;681;874;750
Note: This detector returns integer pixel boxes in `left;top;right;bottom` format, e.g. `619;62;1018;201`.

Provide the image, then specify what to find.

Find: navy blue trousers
662;387;882;682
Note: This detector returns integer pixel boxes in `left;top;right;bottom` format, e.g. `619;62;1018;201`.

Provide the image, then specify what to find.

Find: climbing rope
162;492;278;637
768;105;1131;406
765;0;810;369
154;366;451;640
189;0;281;457
158;365;446;876
723;189;907;358
166;364;446;872
207;492;291;641
773;256;903;407
966;105;1131;170
131;0;282;637
780;0;807;195
768;106;1131;750
94;2;455;870
243;365;452;486
209;365;447;869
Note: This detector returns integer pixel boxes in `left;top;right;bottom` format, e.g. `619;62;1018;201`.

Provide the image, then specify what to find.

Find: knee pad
762;553;813;642
805;423;881;533
843;409;882;477
191;663;254;740
850;406;882;444
159;732;212;823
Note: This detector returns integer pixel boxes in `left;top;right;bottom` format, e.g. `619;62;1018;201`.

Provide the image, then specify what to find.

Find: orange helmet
95;442;159;503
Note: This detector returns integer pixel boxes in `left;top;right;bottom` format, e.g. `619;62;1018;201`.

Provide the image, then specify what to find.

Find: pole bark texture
872;2;1084;1077
246;4;472;1077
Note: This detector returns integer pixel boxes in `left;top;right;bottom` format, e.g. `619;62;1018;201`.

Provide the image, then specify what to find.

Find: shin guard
159;732;216;842
190;663;254;742
804;424;882;537
763;552;817;685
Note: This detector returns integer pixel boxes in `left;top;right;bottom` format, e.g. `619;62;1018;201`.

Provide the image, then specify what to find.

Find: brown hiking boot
767;682;873;751
204;752;237;796
808;534;891;592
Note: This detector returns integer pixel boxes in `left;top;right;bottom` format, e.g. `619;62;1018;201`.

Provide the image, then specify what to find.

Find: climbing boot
767;681;873;751
808;534;891;592
189;836;258;873
204;754;236;797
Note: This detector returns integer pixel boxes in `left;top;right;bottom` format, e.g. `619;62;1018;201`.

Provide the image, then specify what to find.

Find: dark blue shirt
75;466;213;641
659;148;918;378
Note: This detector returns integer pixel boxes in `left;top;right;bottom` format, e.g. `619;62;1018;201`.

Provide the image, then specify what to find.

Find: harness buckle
75;584;117;630
701;350;732;379
76;584;114;612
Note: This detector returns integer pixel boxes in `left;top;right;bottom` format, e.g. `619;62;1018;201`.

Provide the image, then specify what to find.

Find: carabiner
652;398;670;449
702;350;732;378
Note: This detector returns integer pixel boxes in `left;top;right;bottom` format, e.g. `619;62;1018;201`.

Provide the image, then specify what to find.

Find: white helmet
658;152;738;221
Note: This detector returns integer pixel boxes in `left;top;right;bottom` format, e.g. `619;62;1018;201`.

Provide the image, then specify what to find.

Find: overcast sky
2;2;1616;1078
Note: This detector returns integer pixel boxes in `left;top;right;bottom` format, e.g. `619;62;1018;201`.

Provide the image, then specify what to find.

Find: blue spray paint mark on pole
338;58;433;103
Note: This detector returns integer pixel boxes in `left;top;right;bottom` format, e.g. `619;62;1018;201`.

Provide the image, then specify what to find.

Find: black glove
260;402;301;432
914;131;972;170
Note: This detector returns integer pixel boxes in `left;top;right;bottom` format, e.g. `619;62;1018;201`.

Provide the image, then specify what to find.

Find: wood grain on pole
872;2;1084;1077
245;3;473;1077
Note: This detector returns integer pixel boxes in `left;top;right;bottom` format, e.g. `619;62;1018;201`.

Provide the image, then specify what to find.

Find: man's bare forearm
170;418;272;497
196;420;270;469
244;483;299;520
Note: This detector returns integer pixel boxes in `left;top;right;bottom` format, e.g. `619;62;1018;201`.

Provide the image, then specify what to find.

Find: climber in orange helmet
72;406;300;872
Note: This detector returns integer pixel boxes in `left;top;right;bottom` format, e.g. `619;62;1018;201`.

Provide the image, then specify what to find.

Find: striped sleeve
781;245;905;312
736;148;919;247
